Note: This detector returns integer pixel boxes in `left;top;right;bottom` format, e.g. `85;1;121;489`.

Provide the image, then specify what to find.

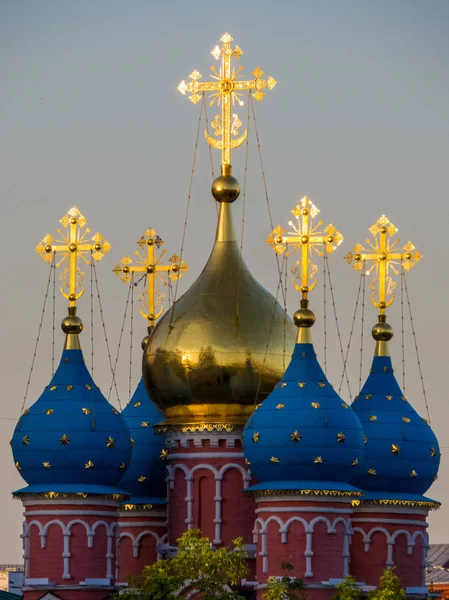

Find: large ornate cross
267;197;343;297
178;32;277;168
344;214;421;313
35;206;111;307
113;228;188;331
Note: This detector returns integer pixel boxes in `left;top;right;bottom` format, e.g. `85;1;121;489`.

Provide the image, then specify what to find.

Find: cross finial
178;33;277;169
267;197;344;299
113;228;188;333
345;215;421;314
35;206;111;308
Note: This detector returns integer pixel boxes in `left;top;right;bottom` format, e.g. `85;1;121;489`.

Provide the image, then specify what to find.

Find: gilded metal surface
178;32;276;167
344;214;421;314
154;422;236;434
113;228;188;330
13;492;127;501
249;488;362;498
122;503;154;511
267;197;343;298
351;498;440;510
35;206;111;308
143;203;296;425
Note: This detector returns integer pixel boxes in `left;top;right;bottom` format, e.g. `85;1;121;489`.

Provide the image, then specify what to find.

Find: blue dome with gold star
350;353;440;496
11;346;132;495
243;334;365;492
118;378;167;505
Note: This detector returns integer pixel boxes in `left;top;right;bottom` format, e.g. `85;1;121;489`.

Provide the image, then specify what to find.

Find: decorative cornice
352;498;440;510
247;488;362;498
155;422;237;434
14;491;127;502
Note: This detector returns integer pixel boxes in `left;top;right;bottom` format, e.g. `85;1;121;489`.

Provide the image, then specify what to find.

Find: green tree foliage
112;529;248;600
263;562;307;600
369;567;407;600
332;576;361;600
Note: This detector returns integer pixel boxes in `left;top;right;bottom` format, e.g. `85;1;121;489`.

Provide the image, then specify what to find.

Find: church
10;33;440;600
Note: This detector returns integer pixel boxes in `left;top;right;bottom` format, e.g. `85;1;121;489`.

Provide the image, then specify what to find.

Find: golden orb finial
61;307;83;350
211;166;240;204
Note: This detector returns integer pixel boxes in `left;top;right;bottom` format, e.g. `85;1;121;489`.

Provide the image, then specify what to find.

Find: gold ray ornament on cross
113;228;188;330
344;215;421;313
266;197;343;297
177;32;277;168
35;206;111;307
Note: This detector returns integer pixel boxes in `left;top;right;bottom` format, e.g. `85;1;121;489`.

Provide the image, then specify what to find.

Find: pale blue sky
1;0;448;563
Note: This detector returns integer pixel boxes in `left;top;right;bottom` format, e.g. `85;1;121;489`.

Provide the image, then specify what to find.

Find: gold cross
344;215;421;313
35;206;111;307
113;228;188;330
178;32;277;168
267;197;343;297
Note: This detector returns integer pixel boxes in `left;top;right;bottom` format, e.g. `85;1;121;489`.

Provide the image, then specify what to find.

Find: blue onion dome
11;308;132;496
243;300;365;494
350;316;440;498
118;378;167;505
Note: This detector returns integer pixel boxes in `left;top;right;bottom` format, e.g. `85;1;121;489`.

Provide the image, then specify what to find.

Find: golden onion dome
143;181;295;427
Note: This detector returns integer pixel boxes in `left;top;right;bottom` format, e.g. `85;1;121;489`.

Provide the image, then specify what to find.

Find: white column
260;531;268;573
343;532;350;576
62;532;71;579
213;476;223;545
304;531;314;578
132;541;139;558
186;476;194;529
106;533;113;579
21;526;30;579
422;541;428;587
115;531;120;582
386;541;394;567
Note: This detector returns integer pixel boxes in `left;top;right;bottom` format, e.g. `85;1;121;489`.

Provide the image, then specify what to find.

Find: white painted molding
352;506;429;516
255;495;354;504
256;507;353;515
22;499;120;507
168;452;244;460
25;510;117;517
352;518;428;527
118;521;167;528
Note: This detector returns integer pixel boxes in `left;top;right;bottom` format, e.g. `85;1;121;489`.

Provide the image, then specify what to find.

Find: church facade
10;34;440;600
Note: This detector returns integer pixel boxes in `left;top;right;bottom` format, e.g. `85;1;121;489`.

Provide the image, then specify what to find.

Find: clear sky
1;0;448;563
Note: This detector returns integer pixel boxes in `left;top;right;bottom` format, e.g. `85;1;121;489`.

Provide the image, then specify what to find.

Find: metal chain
202;94;218;218
51;253;56;376
92;261;122;411
249;94;287;307
240;97;251;253
324;254;352;400
403;270;431;423
108;275;132;403
323;251;328;375
359;265;366;393
90;257;95;378
235;98;251;329
338;264;364;396
401;268;406;395
254;252;287;407
19;256;55;421
169;95;204;329
129;274;135;403
283;252;288;373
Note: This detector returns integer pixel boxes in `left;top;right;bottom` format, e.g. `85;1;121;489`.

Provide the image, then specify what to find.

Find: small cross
178;32;277;168
35;206;111;307
266;197;343;297
113;228;188;330
344;215;421;313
